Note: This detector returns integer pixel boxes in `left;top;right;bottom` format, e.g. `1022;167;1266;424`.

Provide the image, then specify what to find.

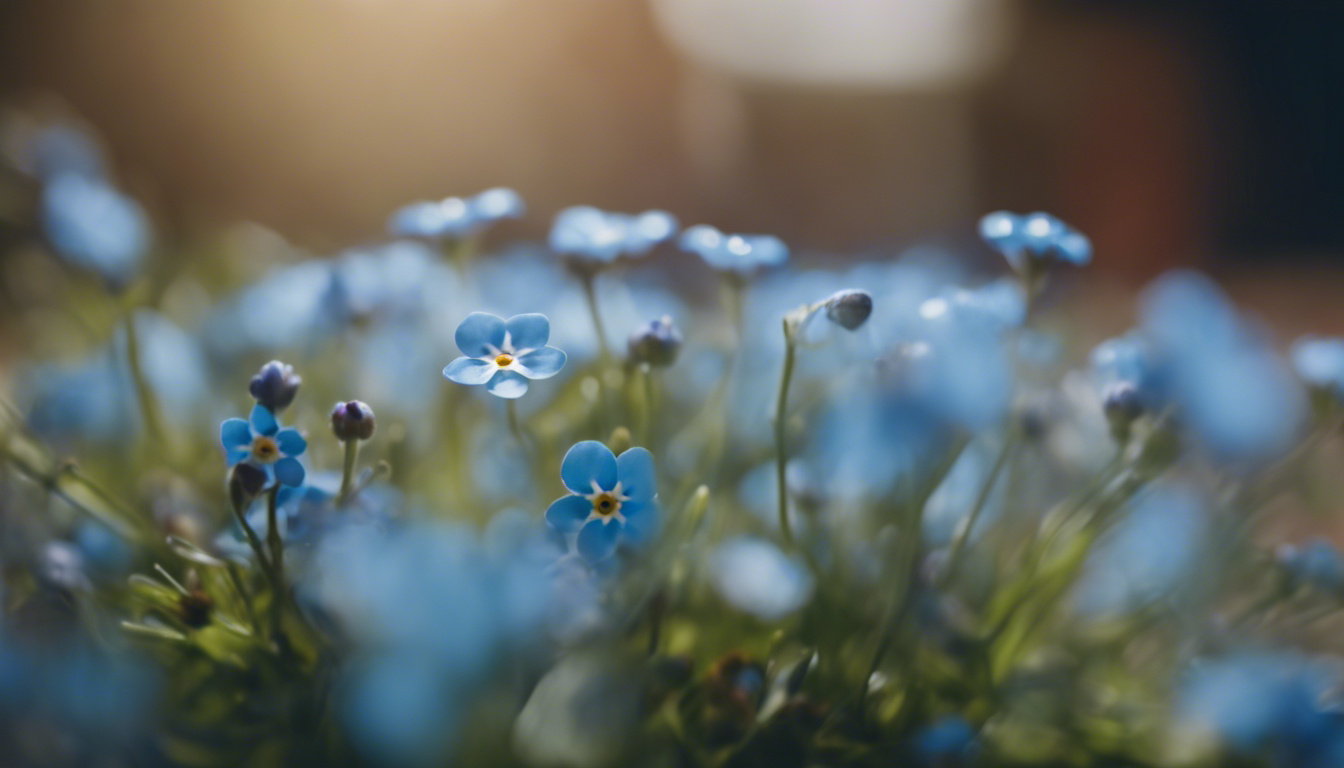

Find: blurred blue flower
978;210;1091;269
1073;481;1207;616
74;521;133;581
41;172;150;288
219;404;307;488
1089;332;1161;402
303;522;555;765
549;206;678;264
708;536;814;620
909;716;977;765
1291;336;1344;400
678;224;787;275
443;312;566;399
19;124;105;180
1179;652;1344;766
979;210;1091;269
388;187;524;240
1278;538;1344;592
1139;271;1308;462
544;441;658;563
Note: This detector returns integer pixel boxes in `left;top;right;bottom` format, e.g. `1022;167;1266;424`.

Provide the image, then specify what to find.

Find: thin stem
938;435;1016;588
505;399;528;452
338;439;359;503
228;494;275;583
122;311;167;446
265;486;285;640
638;366;655;444
774;328;799;547
579;271;611;362
226;563;261;636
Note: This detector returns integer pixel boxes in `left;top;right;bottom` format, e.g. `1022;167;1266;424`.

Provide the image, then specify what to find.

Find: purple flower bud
627;315;683;367
248;360;301;413
331;400;375;442
228;463;267;510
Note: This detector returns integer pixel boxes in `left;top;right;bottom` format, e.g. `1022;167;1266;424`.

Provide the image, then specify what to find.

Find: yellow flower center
250;436;280;463
592;492;620;517
495;353;514;367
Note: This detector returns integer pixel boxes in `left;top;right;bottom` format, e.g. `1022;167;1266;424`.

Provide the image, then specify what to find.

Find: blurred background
0;0;1340;272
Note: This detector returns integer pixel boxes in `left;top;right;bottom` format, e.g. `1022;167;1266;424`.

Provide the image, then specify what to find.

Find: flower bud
1103;381;1144;440
627;315;683;367
228;463;267;510
824;289;873;331
249;360;301;413
331;400;375;442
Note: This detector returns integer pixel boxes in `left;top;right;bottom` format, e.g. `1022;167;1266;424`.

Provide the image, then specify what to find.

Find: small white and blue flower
442;312;567;399
549;206;678;264
1291;336;1344;401
388;187;524;241
679;224;787;275
219;404;308;488
544;440;658;563
978;210;1091;270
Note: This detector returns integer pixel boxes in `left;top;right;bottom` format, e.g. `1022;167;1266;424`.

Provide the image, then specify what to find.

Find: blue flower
978;210;1091;269
388;187;524;240
549;206;678;264
219;404;307;487
678;224;787;275
1291;336;1344;400
442;312;567;399
41;172;150;287
544;440;658;563
1278;538;1344;592
709;536;814;620
909;716;978;765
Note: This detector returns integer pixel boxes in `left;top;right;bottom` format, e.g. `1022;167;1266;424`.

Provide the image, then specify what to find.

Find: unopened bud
628;315;683;367
249;360;301;413
824;289;873;331
331;400;376;442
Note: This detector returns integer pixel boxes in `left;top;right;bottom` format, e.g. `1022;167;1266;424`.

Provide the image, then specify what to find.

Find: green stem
122;312;167;446
228;494;275;583
638;366;655;444
938;435;1016;588
579;271;611;363
774;328;799;547
265;486;285;640
338;439;359;503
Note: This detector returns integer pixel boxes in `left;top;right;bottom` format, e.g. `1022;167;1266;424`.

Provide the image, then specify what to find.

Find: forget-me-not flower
220;404;307;488
42;172;150;288
978;210;1091;270
679;224;788;275
388;187;524;241
443;312;567;399
544;440;658;563
1278;538;1344;592
549;206;678;264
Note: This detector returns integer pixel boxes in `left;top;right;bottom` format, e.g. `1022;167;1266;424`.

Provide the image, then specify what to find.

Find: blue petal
443;356;494;385
250;404;278;436
561;440;618;494
577;519;620;563
275;427;307;457
454;312;507;357
505;313;550;351
274;456;305;487
486;369;529;399
615;447;657;503
515;347;566;380
226;446;250;466
545;495;591;533
221;418;252;450
620;501;659;545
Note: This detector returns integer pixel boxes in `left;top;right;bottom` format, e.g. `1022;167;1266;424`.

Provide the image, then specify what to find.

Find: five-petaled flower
443;312;567;399
545;440;658;563
220;404;308;488
549;206;678;264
